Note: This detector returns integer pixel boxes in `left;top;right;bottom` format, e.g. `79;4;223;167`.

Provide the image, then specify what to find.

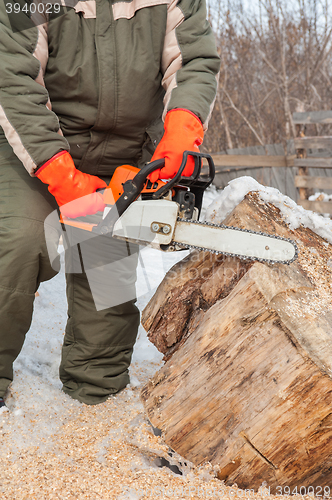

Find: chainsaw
61;151;298;264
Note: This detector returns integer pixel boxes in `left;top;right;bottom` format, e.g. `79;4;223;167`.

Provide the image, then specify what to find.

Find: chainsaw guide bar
173;218;298;265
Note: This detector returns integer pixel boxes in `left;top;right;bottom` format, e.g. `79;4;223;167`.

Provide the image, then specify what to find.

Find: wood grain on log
141;192;332;490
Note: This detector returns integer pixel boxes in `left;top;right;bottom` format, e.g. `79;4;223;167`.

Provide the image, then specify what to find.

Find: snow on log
141;187;332;491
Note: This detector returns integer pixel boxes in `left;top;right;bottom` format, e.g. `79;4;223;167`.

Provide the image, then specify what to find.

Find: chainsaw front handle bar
93;151;215;235
151;151;215;199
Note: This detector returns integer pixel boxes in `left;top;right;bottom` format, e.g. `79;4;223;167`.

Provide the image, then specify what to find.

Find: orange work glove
35;151;107;218
149;108;204;183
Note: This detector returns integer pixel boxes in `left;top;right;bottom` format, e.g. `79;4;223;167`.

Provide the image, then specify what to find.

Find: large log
141;191;332;492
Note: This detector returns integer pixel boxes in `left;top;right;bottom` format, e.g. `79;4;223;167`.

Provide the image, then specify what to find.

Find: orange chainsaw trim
103;165;139;204
103;164;167;204
60;164;168;232
59;216;97;231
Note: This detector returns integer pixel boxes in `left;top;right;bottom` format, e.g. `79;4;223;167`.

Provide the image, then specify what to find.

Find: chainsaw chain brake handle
93;151;215;235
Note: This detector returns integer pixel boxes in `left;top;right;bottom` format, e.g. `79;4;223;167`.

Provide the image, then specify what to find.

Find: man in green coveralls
0;0;220;407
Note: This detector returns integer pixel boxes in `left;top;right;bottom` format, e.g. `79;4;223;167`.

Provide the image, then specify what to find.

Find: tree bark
141;192;332;491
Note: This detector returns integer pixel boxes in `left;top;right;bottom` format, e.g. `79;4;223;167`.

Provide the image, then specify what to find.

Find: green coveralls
0;0;220;404
0;138;140;404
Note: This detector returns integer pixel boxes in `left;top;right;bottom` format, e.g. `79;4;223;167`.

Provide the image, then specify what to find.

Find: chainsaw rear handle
94;158;165;234
93;152;215;235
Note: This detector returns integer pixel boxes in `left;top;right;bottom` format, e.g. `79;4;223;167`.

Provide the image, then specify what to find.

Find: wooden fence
207;111;332;214
293;111;332;213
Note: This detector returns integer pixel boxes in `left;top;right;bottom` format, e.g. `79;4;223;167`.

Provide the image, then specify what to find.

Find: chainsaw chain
173;218;299;265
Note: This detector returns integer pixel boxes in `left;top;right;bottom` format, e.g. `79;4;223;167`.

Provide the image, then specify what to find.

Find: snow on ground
1;177;331;499
0;246;185;448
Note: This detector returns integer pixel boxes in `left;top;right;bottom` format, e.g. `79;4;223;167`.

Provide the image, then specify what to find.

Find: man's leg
60;231;140;405
0;144;59;398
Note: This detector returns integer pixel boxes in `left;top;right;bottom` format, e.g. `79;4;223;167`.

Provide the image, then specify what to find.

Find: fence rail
293;111;332;124
294;175;332;189
206;111;332;215
208;154;294;170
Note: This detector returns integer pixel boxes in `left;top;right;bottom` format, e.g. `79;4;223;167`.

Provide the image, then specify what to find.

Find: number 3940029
275;486;330;497
5;2;61;14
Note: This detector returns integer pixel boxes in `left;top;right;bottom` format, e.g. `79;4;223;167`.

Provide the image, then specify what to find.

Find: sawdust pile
0;362;317;500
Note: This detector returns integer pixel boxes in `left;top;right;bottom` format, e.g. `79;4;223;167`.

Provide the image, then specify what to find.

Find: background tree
204;0;332;152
